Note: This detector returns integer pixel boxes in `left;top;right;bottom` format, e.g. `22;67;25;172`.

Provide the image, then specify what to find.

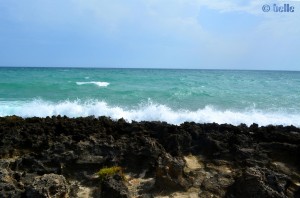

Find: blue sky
0;0;299;70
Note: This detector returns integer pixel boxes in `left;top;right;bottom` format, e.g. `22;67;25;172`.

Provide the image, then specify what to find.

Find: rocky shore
0;116;299;198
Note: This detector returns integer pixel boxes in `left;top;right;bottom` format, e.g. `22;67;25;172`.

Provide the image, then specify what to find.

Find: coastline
0;116;299;197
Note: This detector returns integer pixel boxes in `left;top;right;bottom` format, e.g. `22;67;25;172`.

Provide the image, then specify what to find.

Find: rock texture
25;173;69;198
0;116;299;197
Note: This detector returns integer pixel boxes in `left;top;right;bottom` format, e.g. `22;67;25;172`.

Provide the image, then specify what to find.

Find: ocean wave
76;81;109;87
0;100;299;126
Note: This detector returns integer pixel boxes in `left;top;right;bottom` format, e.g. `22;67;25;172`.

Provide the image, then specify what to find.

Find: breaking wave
0;99;299;126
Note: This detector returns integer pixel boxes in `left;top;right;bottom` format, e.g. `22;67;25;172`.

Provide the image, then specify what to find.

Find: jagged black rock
0;116;299;197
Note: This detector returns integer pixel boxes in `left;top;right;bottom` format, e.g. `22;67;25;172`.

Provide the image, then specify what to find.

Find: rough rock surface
101;174;130;198
25;173;69;198
0;116;299;197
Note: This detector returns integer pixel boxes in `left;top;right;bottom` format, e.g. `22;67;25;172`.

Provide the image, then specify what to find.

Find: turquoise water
0;67;300;126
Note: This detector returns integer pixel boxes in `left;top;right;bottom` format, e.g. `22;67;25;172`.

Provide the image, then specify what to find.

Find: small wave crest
76;81;109;87
0;100;299;126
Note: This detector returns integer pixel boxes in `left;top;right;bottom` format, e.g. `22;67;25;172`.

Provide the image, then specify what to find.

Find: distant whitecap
76;81;109;87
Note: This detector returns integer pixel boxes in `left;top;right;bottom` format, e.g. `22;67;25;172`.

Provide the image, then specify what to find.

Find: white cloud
70;0;133;31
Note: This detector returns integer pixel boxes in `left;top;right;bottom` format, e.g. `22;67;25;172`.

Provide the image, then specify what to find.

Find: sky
0;0;300;70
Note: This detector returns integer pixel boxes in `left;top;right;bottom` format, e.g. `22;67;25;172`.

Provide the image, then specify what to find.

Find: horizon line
0;65;299;72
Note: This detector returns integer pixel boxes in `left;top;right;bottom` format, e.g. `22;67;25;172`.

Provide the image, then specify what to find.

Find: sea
0;67;299;126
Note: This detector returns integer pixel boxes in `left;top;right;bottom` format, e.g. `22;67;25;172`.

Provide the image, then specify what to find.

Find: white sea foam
76;81;109;87
0;100;299;127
